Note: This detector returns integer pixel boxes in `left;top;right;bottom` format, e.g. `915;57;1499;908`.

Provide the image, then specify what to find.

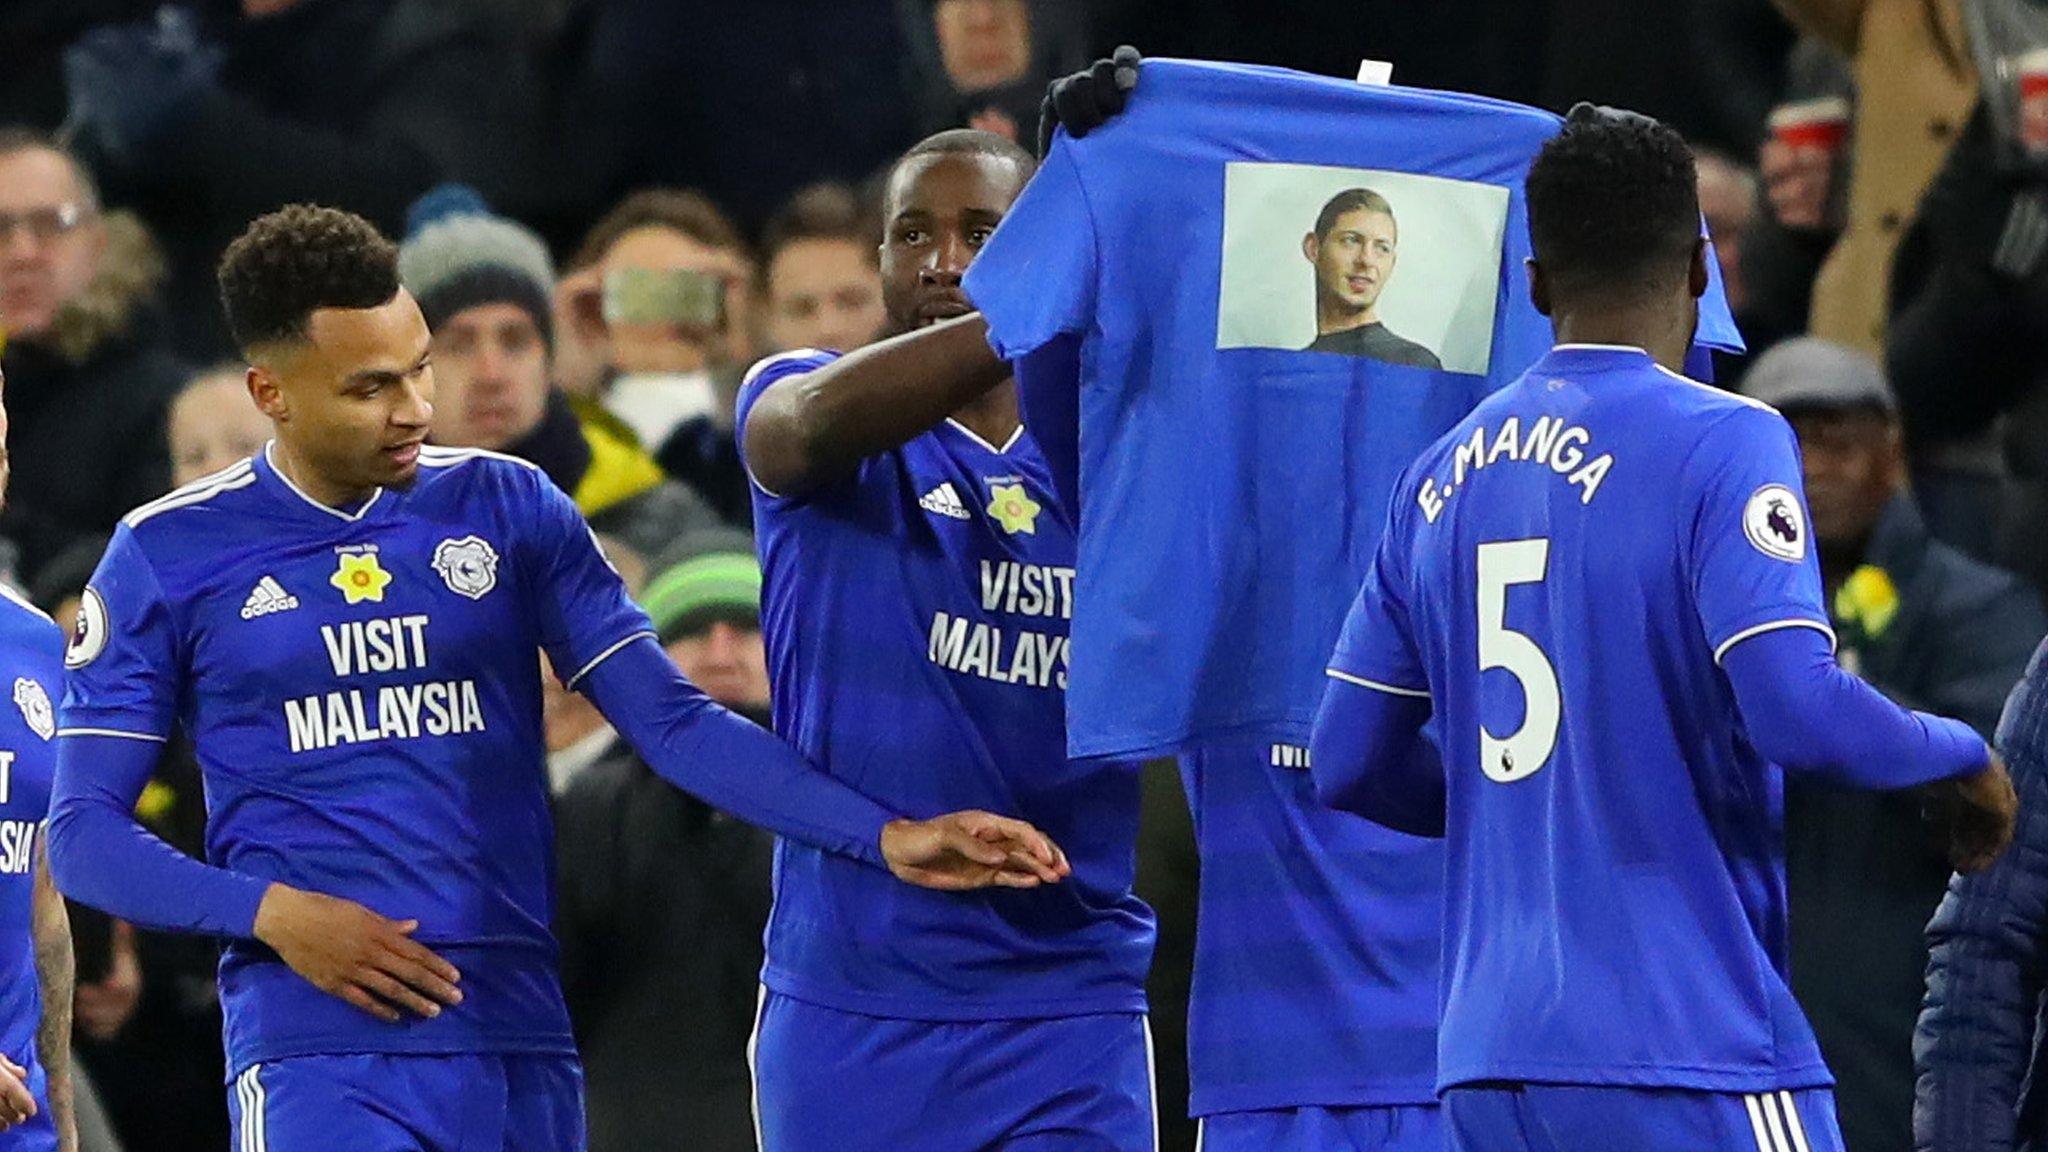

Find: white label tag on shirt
1355;59;1394;85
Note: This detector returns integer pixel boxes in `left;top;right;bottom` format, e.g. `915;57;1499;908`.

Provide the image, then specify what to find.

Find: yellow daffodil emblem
986;483;1041;535
331;552;393;604
1832;564;1899;640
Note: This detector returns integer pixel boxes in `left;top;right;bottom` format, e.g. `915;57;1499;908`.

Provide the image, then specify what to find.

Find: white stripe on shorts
1745;1093;1785;1152
235;1066;267;1152
1141;1016;1160;1152
1778;1091;1813;1152
746;986;768;1151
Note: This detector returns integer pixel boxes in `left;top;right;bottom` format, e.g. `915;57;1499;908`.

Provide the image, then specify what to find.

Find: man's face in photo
1304;207;1398;326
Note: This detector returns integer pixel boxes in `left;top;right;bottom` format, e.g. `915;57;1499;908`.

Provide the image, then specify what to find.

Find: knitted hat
397;186;557;348
642;527;762;643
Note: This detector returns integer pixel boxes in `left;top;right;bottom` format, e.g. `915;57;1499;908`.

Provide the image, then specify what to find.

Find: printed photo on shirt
1216;162;1510;375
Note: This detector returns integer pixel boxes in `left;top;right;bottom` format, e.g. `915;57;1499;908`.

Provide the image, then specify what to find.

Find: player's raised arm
740;51;1138;503
524;468;1067;890
740;303;1012;499
1690;407;2015;869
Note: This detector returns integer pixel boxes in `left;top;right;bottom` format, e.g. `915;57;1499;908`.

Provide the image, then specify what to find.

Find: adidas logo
240;576;300;620
918;482;971;520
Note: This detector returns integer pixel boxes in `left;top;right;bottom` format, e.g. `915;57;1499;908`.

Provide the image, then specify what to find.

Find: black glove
1036;45;1141;159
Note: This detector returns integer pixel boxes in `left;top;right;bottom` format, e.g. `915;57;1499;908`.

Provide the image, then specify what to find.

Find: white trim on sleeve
1712;618;1838;665
564;631;657;691
55;728;168;743
1326;668;1431;699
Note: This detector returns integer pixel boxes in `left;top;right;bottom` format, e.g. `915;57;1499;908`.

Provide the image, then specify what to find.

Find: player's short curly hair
1526;104;1700;304
217;205;401;353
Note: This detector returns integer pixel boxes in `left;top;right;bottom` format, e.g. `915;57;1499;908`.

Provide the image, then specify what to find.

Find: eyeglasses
0;203;94;244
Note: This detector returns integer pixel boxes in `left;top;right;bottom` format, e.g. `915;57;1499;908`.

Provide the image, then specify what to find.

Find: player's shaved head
884;129;1034;220
1526;105;1701;309
878;130;1034;337
218;205;402;358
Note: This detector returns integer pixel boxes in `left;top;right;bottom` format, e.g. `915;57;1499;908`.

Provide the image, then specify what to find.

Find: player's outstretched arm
742;314;1012;498
1309;673;1445;837
580;635;1067;889
30;842;73;1152
1722;625;2015;871
47;735;462;1021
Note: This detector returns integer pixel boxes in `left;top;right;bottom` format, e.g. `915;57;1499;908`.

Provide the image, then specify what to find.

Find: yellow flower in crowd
1833;564;1900;640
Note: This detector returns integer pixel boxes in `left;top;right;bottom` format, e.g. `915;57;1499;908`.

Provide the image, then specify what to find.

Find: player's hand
252;885;463;1023
0;1055;36;1130
880;812;1072;891
1037;45;1141;157
74;919;142;1041
1930;752;2018;874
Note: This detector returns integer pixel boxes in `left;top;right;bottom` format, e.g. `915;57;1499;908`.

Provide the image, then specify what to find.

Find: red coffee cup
1768;96;1852;155
2019;48;2048;156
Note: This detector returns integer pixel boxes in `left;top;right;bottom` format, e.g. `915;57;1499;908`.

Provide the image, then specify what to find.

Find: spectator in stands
0;131;181;587
1765;0;1973;356
918;0;1047;142
1740;38;1855;365
760;184;887;357
1695;146;1764;381
1888;97;2048;588
1737;338;2045;1152
60;0;543;359
31;542;221;1152
166;365;270;486
556;527;774;1152
557;191;760;524
539;534;646;795
1696;148;1758;316
398;197;720;560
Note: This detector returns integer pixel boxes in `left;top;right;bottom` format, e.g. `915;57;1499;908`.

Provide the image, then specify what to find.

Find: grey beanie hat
397;212;558;347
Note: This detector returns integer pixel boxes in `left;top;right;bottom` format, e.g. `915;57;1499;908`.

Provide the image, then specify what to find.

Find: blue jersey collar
256;442;386;523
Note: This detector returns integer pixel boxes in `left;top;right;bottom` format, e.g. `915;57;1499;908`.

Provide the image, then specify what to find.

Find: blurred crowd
0;1;2045;1150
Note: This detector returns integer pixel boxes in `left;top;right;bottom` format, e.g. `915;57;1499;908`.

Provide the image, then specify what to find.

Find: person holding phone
555;190;761;522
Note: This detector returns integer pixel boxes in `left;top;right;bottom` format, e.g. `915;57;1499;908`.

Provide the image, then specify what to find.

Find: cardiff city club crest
432;536;501;600
12;678;51;741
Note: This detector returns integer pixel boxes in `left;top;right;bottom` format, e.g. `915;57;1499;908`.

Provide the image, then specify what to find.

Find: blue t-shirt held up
965;58;1743;762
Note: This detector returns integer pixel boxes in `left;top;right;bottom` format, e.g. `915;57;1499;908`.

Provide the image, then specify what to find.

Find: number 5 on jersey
1477;539;1559;783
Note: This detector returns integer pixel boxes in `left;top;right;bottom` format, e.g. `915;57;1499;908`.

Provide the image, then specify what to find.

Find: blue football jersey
1179;737;1440;1114
58;445;651;1074
0;587;61;1149
1329;344;1836;1093
965;58;1746;761
736;350;1154;1021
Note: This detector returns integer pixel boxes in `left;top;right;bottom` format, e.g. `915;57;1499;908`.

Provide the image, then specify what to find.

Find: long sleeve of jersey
47;734;271;938
581;635;897;866
1722;625;1989;788
1309;674;1445;837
